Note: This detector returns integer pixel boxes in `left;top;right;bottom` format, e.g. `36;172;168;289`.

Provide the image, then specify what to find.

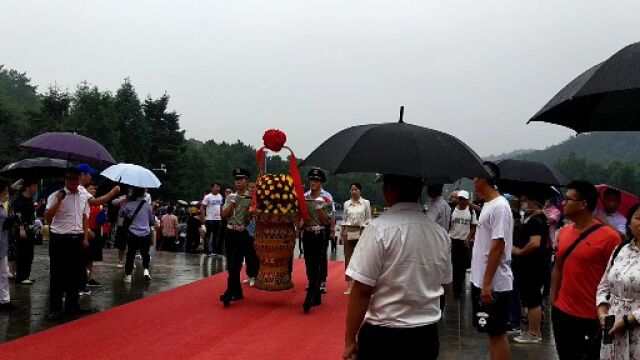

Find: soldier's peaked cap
307;168;326;182
232;167;251;178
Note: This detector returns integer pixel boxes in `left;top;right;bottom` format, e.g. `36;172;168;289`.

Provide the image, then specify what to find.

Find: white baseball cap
457;190;470;200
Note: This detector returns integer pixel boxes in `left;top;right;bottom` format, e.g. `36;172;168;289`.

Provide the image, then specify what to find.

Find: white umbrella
101;163;162;188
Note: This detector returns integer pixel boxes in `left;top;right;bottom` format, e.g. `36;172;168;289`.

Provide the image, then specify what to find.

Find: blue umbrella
101;163;161;189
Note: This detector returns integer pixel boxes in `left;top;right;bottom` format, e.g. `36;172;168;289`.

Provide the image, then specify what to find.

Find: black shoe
220;293;232;307
303;300;312;313
0;302;16;311
220;292;243;306
87;279;102;287
47;311;64;321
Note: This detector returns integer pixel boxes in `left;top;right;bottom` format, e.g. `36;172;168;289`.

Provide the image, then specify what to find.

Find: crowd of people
342;165;637;360
2;160;640;360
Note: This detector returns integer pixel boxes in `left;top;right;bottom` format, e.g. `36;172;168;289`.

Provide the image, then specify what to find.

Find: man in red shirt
550;180;621;360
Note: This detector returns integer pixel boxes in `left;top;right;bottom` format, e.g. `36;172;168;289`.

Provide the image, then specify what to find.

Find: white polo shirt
470;195;514;292
346;202;452;328
46;188;90;235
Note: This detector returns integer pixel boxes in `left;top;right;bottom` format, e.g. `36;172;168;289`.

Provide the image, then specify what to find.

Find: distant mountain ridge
484;132;640;165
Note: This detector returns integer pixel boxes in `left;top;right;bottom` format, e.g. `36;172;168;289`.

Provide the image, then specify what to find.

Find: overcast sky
1;1;638;157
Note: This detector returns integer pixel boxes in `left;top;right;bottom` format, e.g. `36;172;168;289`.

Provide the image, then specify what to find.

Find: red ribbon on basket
254;129;310;221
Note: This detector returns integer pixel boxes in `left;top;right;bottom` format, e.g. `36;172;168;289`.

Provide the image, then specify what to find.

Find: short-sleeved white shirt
470;196;514;292
449;207;478;240
202;193;223;221
346;202;452;328
46;188;90;235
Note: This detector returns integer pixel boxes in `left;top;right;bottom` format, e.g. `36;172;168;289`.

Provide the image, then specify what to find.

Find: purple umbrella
21;132;116;165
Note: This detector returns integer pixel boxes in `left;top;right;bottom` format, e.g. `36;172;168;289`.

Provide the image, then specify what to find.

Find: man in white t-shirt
200;182;223;256
470;164;513;360
448;190;477;299
343;174;451;360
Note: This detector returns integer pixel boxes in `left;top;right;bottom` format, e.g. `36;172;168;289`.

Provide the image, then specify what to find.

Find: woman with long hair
597;202;640;359
341;182;371;295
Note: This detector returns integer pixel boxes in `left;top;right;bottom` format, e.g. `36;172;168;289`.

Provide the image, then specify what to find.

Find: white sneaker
242;279;251;285
116;262;124;269
514;333;542;344
124;275;132;283
249;278;256;287
144;269;151;282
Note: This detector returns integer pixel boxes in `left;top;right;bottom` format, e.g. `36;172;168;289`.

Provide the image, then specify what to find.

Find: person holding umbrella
121;187;155;283
219;168;253;306
44;167;92;321
343;174;451;360
511;190;550;344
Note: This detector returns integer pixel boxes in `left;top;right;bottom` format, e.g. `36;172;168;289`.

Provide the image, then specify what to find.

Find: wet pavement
1;243;559;359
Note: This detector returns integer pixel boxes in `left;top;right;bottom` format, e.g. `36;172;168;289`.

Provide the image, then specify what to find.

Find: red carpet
0;260;348;360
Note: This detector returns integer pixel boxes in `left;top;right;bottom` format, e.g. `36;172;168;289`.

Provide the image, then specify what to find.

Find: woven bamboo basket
254;214;297;291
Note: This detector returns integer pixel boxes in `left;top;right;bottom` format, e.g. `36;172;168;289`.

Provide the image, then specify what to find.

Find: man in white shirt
470;164;513;360
44;168;91;321
425;184;451;232
76;164;120;206
200;182;223;256
343;174;452;360
449;190;477;298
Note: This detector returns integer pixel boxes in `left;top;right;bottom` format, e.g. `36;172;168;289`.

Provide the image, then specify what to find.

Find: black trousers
49;233;85;312
224;229;248;296
244;235;259;279
319;229;330;283
125;233;151;275
451;238;469;296
357;322;439;359
302;230;326;302
204;220;221;255
16;232;35;282
552;306;601;360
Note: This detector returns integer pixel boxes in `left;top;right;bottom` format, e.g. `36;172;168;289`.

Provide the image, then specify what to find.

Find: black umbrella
496;159;570;186
302;108;489;182
0;158;70;179
528;42;640;132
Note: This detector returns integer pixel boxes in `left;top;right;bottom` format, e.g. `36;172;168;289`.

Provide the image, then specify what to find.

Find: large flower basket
251;130;309;291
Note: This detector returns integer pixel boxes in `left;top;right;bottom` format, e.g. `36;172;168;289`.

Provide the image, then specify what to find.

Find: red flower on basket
263;129;287;152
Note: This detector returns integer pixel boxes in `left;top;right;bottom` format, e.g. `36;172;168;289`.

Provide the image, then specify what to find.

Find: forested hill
485;132;640;195
515;132;640;165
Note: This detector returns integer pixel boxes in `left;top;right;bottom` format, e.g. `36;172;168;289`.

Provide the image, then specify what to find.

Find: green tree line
0;66;384;205
555;153;640;195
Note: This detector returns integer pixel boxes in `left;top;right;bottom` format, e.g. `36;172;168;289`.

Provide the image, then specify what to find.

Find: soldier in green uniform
219;168;253;306
301;168;334;313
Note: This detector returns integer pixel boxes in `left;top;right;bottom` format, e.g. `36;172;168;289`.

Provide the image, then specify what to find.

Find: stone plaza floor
0;244;559;359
